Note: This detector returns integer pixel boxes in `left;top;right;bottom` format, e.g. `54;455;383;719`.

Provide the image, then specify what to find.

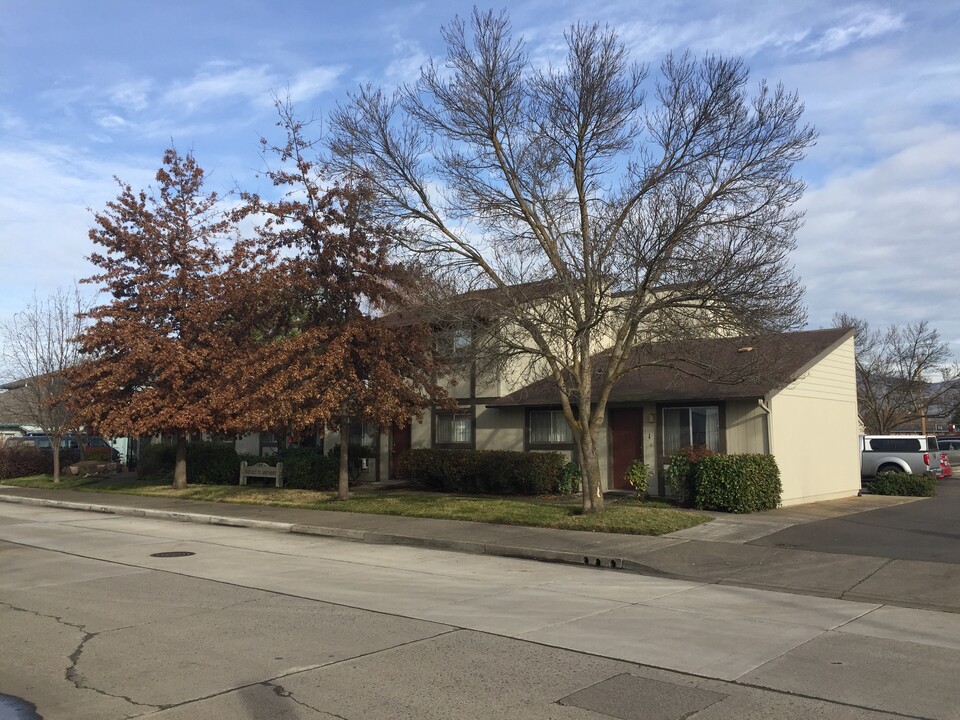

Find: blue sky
1;0;958;357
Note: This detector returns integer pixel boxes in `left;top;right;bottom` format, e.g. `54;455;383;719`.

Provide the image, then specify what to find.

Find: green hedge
0;445;50;479
664;446;718;507
242;448;339;490
397;449;568;495
870;471;937;497
694;454;782;513
138;441;240;485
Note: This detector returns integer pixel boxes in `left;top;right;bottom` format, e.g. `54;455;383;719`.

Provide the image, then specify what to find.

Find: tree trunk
337;424;350;501
173;434;188;489
577;430;605;513
52;432;62;483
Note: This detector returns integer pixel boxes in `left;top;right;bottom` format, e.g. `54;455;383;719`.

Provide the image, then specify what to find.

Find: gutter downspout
758;397;772;455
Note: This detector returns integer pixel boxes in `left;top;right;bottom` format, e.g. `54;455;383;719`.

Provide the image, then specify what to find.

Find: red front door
609;409;644;490
390;424;412;479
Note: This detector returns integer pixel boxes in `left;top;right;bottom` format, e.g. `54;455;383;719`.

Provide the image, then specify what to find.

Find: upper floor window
529;410;573;444
435;325;472;358
663;406;719;455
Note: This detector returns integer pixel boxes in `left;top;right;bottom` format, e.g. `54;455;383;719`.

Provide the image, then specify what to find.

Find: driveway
752;480;960;563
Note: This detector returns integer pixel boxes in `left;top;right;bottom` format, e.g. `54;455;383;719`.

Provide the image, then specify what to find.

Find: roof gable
489;327;853;406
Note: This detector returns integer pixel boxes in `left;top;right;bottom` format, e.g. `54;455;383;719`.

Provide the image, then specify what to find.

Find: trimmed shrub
694;454;782;513
279;448;338;490
138;443;177;479
398;449;477;493
137;441;240;485
0;445;50;479
664;445;718;507
238;449;338;489
188;442;241;485
398;448;567;495
557;462;582;495
624;459;650;498
870;471;936;497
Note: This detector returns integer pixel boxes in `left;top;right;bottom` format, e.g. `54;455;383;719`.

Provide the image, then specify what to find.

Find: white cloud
163;63;275;111
0;143;156;324
795;127;960;354
109;79;152;112
96;112;128;129
384;40;429;84
286;66;346;103
805;7;905;55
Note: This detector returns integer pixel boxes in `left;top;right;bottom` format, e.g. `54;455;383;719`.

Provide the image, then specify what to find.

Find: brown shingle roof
381;279;564;327
488;327;853;407
0;384;33;425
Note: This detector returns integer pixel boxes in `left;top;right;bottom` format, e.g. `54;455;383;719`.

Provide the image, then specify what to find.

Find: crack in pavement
840;557;894;599
265;680;349;719
0;600;159;712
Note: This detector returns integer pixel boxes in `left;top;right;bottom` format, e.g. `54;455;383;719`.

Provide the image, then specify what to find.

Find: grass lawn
1;475;711;536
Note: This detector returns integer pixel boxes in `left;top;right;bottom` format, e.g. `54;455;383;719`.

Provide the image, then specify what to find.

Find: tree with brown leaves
227;101;449;499
70;149;238;489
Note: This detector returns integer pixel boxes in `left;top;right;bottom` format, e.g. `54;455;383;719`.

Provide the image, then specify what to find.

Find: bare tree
836;313;960;434
0;286;88;481
330;11;814;512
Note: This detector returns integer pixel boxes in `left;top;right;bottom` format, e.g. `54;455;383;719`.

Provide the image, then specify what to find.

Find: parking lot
754;480;960;563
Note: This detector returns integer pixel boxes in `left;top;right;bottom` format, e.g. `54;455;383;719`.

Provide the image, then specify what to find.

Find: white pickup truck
859;435;944;478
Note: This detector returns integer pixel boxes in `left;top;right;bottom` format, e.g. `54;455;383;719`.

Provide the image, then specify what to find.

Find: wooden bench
239;461;284;488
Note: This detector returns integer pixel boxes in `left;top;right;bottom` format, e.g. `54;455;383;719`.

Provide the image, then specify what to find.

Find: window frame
659;403;724;457
433;407;475;448
435;324;473;359
526;408;574;449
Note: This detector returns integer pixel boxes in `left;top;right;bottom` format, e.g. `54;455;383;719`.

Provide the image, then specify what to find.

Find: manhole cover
560;674;726;720
150;551;196;558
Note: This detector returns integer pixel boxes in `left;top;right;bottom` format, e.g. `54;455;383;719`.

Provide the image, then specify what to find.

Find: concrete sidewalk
2;485;958;613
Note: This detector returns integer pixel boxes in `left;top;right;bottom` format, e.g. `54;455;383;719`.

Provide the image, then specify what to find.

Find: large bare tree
836;314;960;434
0;286;88;481
330;11;814;512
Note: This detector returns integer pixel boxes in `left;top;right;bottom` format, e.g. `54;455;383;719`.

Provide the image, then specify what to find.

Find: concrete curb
0;494;632;573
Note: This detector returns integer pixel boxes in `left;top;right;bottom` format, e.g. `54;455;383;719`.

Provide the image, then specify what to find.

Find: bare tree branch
0;285;89;481
330;10;815;512
835;313;960;433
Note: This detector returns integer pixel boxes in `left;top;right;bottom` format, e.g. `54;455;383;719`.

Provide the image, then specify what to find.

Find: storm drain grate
150;551;196;558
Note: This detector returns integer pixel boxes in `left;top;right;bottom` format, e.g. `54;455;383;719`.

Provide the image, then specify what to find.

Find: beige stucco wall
410;414;432;449
476;405;524;451
768;335;860;506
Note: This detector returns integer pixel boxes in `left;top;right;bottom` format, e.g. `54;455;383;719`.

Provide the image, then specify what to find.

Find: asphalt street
753;480;960;563
2;503;959;719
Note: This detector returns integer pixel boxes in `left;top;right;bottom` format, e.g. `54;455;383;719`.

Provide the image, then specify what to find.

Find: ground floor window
663;406;720;455
528;410;573;444
436;409;473;445
348;419;376;448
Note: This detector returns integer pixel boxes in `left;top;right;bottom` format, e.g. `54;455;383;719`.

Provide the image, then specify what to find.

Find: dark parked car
75;436;122;463
7;434;120;464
